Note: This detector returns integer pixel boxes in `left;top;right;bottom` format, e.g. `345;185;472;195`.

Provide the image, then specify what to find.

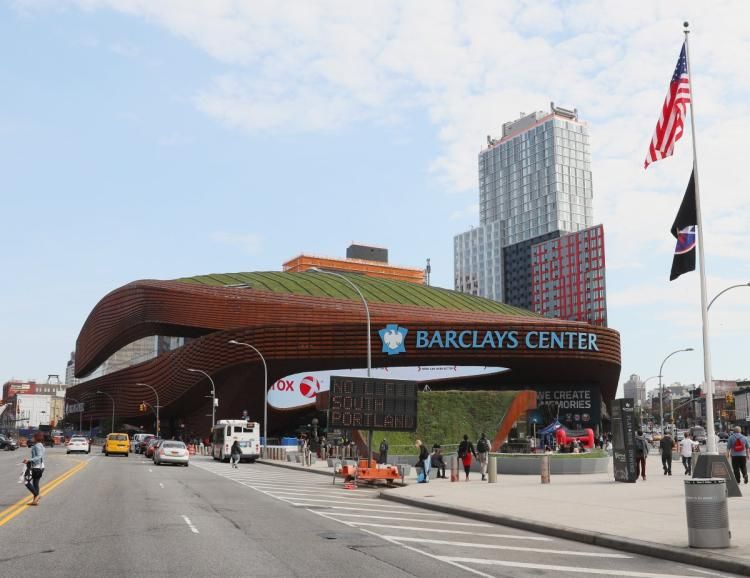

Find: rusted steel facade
69;278;621;434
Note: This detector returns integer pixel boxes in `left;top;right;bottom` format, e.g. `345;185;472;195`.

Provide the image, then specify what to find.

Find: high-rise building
622;374;646;406
454;103;607;324
65;351;80;387
530;224;607;326
453;222;503;300
283;244;425;284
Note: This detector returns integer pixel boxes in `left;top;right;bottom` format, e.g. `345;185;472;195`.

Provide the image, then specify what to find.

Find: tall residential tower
454;103;607;325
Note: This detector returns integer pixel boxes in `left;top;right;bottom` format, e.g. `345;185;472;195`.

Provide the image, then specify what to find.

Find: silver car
153;440;189;467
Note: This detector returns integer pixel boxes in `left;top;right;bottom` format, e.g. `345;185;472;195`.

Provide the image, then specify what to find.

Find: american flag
644;42;691;169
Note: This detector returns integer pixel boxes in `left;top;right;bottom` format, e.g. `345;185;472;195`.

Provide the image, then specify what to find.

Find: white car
66;436;90;454
153;440;189;467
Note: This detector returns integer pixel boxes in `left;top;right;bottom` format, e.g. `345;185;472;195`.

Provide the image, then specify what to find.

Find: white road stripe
360;529;493;578
319;513;490;525
181;515;199;534
288;503;442;515
444;558;702;577
346;522;551;540
148;468;153;472
159;482;164;488
389;536;631;558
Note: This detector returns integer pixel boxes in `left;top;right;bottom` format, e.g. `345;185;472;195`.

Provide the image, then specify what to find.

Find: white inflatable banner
267;366;505;410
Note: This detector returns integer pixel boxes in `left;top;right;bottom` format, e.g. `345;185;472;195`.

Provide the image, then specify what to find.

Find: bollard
541;454;551;484
450;454;459;482
488;456;497;483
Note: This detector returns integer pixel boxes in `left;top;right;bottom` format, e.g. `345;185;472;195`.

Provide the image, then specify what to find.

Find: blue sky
2;1;748;392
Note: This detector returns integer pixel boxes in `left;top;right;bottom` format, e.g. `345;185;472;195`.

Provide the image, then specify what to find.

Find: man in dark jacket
634;430;649;481
415;440;430;483
659;433;674;476
378;439;389;465
477;433;491;481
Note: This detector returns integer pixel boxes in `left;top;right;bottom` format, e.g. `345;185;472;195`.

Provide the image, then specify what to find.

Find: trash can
684;478;730;548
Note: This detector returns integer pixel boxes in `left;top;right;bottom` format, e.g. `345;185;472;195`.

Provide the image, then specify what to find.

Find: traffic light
139;402;146;413
726;393;734;404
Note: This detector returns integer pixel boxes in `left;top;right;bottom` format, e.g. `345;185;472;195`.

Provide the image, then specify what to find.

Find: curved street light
96;390;116;434
229;340;268;452
136;383;161;438
187;369;216;429
707;282;750;311
308;267;373;465
659;349;694;430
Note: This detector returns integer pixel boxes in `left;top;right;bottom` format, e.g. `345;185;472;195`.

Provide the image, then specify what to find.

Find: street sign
612;398;637;483
66;403;84;414
328;376;418;431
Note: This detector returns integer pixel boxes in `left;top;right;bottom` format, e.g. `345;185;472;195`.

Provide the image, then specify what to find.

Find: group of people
633;426;750;484
412;433;492;483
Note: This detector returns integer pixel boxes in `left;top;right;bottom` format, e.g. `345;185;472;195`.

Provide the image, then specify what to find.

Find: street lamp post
187;369;216;429
228;340;268;454
659;349;694;432
65;396;84;433
309;268;373;464
136;383;161;438
96;390;115;434
707;282;750;311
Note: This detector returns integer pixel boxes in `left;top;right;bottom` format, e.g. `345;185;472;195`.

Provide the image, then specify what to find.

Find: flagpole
683;22;717;455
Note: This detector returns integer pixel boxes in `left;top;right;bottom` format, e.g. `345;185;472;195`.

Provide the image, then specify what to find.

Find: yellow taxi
105;433;130;457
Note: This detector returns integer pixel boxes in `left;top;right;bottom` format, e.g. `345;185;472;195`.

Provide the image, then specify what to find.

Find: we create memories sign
536;386;600;426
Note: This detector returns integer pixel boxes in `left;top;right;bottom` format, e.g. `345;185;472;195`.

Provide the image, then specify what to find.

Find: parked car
144;438;163;459
690;426;707;445
66;436;90;454
0;434;18;451
104;433;130;456
153;440;189;467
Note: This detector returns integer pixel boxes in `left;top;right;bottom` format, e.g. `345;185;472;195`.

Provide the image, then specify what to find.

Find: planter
494;453;609;475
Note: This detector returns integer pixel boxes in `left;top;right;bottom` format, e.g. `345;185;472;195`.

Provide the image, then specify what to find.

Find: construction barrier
188;444;196;456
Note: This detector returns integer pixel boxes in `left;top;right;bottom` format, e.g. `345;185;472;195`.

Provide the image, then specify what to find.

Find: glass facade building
454;104;606;324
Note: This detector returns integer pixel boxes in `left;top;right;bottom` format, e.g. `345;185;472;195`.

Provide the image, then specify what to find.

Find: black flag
669;171;697;281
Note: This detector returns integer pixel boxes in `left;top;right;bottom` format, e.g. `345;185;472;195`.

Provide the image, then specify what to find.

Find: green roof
175;271;537;317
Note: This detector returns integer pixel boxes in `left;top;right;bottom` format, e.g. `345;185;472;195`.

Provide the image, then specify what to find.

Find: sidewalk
380;466;750;575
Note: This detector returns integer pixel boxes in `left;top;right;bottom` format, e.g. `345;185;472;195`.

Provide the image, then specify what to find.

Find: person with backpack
477;433;491;481
457;434;477;481
23;431;45;505
378;438;389;465
726;426;749;485
634;430;649;481
230;439;242;468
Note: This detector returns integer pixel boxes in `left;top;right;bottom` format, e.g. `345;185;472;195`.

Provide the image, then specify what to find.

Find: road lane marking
345;522;552;540
181;515;199;534
359;529;493;578
317;513;490;525
389;536;631;558
444;558;702;577
148;468;153;472
0;460;88;527
159;483;164;488
289;503;442;515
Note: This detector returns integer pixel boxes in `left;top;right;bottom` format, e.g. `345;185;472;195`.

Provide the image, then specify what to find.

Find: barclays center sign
379;324;600;356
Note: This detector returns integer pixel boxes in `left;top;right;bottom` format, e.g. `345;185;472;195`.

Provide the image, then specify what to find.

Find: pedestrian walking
679;432;694;475
457;434;477;481
378;438;389;465
430;444;446;478
726;426;749;485
415;440;430;483
659;432;674;476
477;432;490;481
634;430;649;481
230;439;242;468
23;432;45;505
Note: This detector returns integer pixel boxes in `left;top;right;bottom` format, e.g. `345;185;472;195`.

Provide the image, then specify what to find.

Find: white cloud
210;231;263;256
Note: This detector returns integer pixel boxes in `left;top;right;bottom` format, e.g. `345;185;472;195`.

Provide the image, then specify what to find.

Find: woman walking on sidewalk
230;439;242;468
23;432;45;505
457;434;477;481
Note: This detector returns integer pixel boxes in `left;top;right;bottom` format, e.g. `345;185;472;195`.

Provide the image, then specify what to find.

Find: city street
0;447;741;577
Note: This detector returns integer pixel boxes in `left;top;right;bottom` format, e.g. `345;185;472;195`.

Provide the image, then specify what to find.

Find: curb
257;459;333;478
380;492;750;576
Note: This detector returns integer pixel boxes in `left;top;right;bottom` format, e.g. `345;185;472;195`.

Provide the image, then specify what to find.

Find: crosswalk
192;458;734;578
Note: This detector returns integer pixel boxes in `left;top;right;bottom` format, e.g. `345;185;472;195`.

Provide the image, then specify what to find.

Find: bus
211;420;261;463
